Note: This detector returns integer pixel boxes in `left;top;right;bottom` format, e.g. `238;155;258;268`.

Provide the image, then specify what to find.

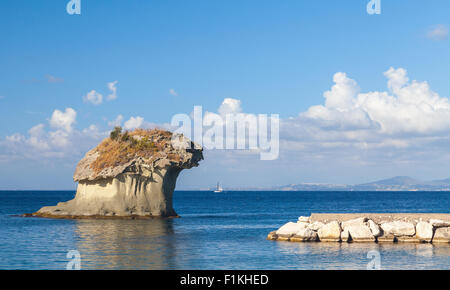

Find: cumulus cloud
323;72;359;110
121;115;173;131
285;67;450;160
3;67;450;184
28;124;50;150
199;80;450;174
108;114;124;127
1;108;106;162
123;116;144;130
83;81;119;105
82;124;102;139
83;90;103;105
49;130;70;148
426;24;449;41
198;98;279;159
106;81;118;101
169;89;178;96
49;108;77;132
218;98;242;116
5;133;25;143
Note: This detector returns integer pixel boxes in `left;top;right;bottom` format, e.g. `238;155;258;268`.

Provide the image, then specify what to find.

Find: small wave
177;224;280;230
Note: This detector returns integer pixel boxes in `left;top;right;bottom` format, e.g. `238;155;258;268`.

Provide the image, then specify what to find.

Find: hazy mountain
431;178;450;185
358;176;422;186
250;176;450;191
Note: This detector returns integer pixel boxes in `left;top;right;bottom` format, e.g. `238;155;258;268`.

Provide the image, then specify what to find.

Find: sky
1;0;450;189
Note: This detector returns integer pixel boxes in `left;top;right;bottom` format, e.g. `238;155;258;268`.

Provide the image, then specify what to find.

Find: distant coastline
3;176;450;192
219;176;450;192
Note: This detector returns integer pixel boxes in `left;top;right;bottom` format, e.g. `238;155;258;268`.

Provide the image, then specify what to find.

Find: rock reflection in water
274;241;450;270
73;219;175;269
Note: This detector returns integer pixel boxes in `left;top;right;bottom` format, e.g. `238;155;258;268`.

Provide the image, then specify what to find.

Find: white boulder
429;219;450;228
416;222;434;243
433;227;450;243
368;219;382;237
345;224;375;242
340;217;375;242
308;221;325;231
276;222;307;236
341;217;367;229
291;228;318;242
318;221;341;242
380;221;415;237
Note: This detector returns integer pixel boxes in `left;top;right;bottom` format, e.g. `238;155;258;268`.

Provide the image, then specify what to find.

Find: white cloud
82;124;103;139
286;67;450;156
3;68;450;185
27;124;50;150
49;130;70;148
169;88;178;96
83;81;119;105
83;90;103;105
426;24;449;41
121;116;172;131
200;98;278;154
384;67;408;92
218;98;242;116
124;116;144;130
323;72;359;110
5;133;25;143
106;81;118;101
108;114;124;127
49;108;77;132
1;108;107;163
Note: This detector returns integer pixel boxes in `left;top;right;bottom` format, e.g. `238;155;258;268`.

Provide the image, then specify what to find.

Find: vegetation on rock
91;128;181;175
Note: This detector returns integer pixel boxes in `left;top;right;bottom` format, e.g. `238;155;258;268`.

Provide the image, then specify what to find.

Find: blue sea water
0;190;449;270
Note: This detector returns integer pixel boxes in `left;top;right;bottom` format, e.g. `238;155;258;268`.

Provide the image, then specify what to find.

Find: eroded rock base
268;213;450;244
32;170;181;218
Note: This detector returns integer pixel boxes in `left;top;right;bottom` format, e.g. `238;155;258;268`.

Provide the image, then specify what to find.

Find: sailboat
214;182;224;193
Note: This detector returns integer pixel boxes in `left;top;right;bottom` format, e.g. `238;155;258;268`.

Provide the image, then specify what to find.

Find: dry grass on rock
90;128;179;175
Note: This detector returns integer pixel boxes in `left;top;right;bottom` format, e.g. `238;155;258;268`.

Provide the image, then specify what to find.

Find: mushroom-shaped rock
34;129;203;218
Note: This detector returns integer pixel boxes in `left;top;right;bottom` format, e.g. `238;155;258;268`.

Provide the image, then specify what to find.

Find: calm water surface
0;191;449;269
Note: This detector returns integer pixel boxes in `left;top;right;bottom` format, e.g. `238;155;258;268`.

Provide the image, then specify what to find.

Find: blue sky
1;1;450;189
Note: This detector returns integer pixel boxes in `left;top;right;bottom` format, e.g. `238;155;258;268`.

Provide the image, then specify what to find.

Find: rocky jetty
33;128;203;218
268;213;450;244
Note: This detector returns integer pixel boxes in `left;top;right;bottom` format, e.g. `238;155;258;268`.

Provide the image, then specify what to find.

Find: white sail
214;182;223;192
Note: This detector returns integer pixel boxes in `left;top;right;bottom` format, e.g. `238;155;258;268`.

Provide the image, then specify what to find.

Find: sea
0;190;449;270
